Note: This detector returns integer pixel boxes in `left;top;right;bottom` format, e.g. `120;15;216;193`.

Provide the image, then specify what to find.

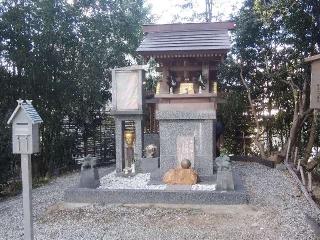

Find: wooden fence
63;111;116;166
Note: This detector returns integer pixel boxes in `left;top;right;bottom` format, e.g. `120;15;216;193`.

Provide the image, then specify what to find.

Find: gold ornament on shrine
124;130;135;148
179;82;195;94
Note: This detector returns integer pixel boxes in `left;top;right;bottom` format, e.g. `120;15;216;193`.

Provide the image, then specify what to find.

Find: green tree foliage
218;58;254;155
0;0;148;184
144;57;160;92
220;0;320;156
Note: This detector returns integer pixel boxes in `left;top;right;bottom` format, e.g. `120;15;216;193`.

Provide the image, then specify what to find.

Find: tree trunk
240;64;266;158
302;110;317;165
205;0;213;22
280;77;312;159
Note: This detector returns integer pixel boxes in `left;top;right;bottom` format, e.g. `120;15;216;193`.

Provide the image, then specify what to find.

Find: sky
145;0;244;24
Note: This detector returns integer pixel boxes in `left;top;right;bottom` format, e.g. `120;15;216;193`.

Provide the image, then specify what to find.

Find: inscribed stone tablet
176;136;195;167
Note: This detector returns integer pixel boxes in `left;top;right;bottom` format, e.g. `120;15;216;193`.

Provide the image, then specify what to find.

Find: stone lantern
111;65;146;173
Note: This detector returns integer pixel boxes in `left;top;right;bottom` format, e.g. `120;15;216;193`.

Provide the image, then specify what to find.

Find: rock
269;153;285;164
305;159;319;172
163;168;198;185
145;144;157;158
181;159;191;169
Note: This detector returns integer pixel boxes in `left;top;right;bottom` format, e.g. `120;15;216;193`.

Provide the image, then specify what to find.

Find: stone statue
76;154;97;170
215;155;231;171
144;144;157;158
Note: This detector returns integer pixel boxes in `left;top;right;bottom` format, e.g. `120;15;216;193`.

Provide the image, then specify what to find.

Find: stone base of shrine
64;172;248;205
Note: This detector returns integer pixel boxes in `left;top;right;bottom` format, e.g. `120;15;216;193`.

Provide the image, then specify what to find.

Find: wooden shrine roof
137;22;234;58
305;54;320;62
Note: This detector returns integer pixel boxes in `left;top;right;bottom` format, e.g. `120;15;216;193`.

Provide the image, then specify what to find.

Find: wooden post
242;132;246;155
285;139;291;163
293;147;298;166
307;172;312;193
21;154;34;240
297;158;301;170
299;166;306;186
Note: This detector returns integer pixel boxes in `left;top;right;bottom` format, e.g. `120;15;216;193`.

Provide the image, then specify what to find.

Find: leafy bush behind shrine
0;0;149;187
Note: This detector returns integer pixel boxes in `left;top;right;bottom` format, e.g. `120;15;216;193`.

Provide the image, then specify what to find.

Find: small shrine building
137;22;234;178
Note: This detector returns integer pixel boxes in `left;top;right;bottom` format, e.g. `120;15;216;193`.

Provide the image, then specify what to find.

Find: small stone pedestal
216;170;234;191
79;167;100;189
215;156;234;191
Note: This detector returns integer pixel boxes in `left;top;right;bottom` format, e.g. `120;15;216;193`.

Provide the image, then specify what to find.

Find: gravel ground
1;162;320;240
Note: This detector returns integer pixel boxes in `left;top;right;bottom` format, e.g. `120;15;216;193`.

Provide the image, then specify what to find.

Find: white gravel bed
98;171;166;190
98;171;216;191
191;183;216;191
0;162;319;240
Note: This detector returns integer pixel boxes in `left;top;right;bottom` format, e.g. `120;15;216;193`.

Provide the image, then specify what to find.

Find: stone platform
64;171;248;205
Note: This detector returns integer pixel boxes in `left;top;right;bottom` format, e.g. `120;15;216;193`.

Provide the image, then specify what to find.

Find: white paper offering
116;71;139;110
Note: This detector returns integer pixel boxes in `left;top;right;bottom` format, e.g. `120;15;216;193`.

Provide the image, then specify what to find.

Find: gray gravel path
0;162;320;240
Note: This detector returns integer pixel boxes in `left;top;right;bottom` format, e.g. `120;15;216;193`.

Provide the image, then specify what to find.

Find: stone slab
166;185;192;191
65;171;247;205
64;187;248;205
156;110;216;120
136;157;159;173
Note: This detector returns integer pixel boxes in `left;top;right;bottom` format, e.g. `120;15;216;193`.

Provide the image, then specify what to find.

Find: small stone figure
80;154;97;170
145;144;157;158
215;155;231;171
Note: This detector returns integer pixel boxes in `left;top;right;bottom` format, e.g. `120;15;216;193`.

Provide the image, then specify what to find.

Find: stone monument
156;98;216;180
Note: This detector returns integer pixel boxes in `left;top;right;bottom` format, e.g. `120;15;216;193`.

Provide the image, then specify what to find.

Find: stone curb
64;187;248;205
